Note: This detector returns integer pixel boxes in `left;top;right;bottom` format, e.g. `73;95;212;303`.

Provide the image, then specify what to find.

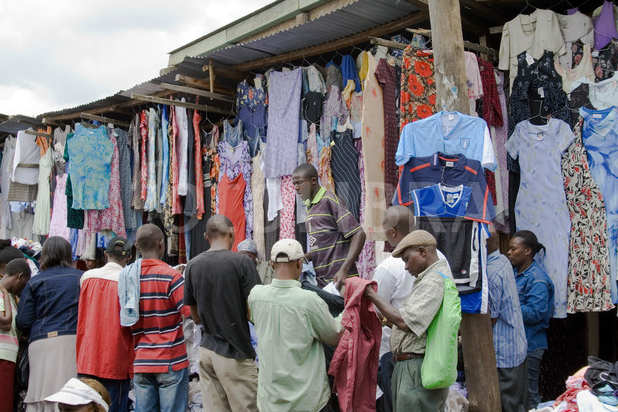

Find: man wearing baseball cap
248;239;344;412
363;230;455;411
76;237;134;412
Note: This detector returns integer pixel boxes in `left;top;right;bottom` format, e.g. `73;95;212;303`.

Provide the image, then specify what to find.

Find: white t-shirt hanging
498;9;566;92
11;129;40;185
175;100;189;196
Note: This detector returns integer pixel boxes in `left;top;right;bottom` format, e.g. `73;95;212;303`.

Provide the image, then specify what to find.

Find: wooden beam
427;0;501;411
159;83;236;103
232;11;430;71
130;93;232;116
174;74;235;95
23;129;53;139
376;33;497;59
81;113;131;128
490;25;503;34
202;65;247;81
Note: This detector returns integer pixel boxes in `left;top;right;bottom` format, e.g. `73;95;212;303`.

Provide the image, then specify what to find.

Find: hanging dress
505;119;575;318
561;118;613;313
580;106;618;306
32;146;53;236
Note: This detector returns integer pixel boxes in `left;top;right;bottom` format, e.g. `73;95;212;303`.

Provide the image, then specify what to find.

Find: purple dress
264;69;302;178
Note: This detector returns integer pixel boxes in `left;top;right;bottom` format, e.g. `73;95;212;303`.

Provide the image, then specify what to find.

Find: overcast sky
0;0;272;117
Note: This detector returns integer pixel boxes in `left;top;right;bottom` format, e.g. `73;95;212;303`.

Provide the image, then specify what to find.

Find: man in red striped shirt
131;224;191;412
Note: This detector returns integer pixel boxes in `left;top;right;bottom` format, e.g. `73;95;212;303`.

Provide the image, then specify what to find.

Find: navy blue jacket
16;266;83;343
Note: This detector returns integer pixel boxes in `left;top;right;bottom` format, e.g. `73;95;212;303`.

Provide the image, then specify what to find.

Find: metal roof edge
167;0;335;66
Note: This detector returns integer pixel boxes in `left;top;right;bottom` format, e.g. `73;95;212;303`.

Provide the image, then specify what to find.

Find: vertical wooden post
426;0;502;411
208;59;215;95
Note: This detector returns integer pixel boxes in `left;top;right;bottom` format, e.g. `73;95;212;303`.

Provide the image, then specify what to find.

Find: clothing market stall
1;0;616;409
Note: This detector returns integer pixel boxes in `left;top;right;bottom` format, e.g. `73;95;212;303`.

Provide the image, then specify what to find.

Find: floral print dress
399;47;436;131
561;118;613;313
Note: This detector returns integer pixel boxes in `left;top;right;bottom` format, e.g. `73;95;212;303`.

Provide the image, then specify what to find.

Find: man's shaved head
136;224;164;253
382;206;416;235
206;215;234;239
292;163;319;180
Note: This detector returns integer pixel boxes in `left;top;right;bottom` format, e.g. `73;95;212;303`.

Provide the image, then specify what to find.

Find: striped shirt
130;259;190;374
305;187;362;286
487;251;527;368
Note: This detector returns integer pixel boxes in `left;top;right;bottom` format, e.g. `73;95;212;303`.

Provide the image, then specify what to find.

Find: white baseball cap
271;239;305;262
45;378;109;412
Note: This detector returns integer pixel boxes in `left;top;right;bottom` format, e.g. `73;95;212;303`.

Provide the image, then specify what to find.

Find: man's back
77;262;134;379
184;249;261;359
131;259;189;374
248;279;341;412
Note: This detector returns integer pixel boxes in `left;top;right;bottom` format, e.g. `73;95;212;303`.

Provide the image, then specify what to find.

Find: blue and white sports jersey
396;111;496;171
412;184;473;219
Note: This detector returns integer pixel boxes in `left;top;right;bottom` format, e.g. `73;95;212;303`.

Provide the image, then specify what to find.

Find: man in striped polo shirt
487;225;528;411
292;164;366;289
131;224;191;412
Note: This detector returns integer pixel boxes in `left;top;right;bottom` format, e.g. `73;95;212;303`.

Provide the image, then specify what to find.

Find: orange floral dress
399;47;437;131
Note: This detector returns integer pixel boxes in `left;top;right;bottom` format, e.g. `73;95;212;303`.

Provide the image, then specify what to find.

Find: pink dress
279;175;296;239
48;174;71;241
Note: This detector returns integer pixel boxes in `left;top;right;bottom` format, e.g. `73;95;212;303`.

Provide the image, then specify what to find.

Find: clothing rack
404;28;498;59
130;93;232;116
23;130;52;140
159;82;236;104
80;113;131;128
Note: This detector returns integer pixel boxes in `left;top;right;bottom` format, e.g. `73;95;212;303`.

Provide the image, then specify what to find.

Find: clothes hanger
519;0;536;15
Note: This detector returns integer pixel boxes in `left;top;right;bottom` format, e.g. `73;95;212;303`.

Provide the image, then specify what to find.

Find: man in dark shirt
292;163;366;289
184;215;262;412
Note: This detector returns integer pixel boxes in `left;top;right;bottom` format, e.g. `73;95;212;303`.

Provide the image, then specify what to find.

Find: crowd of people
0;163;555;412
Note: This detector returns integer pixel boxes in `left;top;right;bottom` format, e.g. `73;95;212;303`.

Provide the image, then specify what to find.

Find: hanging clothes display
67;124;114;210
115;127;136;231
562;119;613;313
251;146;266;256
216;140;253;242
175;102;190;196
375;58;399;205
236;76;268;157
580;106;618;306
330;128;361;221
507;50;570;172
359;51;386;240
264;68;302;178
64;133;84;229
556;10;594;70
320;85;349;137
498;8;566;92
279;176;295;239
32;146;52;236
505;119;575;318
48;174;71;241
396;111;496;171
11;129;41;185
355;139;376;279
84;132;126;238
144;108;159;211
399;48;437;129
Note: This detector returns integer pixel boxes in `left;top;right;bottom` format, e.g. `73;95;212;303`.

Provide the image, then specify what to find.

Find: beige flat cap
392;230;437;257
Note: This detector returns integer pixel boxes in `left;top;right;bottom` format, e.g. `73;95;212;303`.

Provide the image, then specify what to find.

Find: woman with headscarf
16;236;83;412
507;230;554;409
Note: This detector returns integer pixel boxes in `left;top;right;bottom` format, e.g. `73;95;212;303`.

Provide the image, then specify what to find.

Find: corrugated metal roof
203;0;418;66
0;115;44;136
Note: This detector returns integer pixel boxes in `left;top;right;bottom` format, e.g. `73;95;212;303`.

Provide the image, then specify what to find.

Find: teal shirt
248;278;342;412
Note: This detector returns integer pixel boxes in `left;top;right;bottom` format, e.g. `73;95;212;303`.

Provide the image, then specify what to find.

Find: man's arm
190;305;202;325
0;286;12;332
363;284;410;332
334;228;366;289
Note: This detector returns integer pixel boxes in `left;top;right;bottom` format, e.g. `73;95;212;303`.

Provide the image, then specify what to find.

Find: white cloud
0;0;272;117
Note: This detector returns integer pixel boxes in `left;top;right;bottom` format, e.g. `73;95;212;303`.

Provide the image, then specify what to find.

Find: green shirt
248;278;342;412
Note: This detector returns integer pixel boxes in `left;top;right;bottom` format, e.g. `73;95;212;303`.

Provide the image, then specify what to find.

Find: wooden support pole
80;113;130;128
427;0;501;411
209;59;215;94
130;93;232;116
159;82;235;104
